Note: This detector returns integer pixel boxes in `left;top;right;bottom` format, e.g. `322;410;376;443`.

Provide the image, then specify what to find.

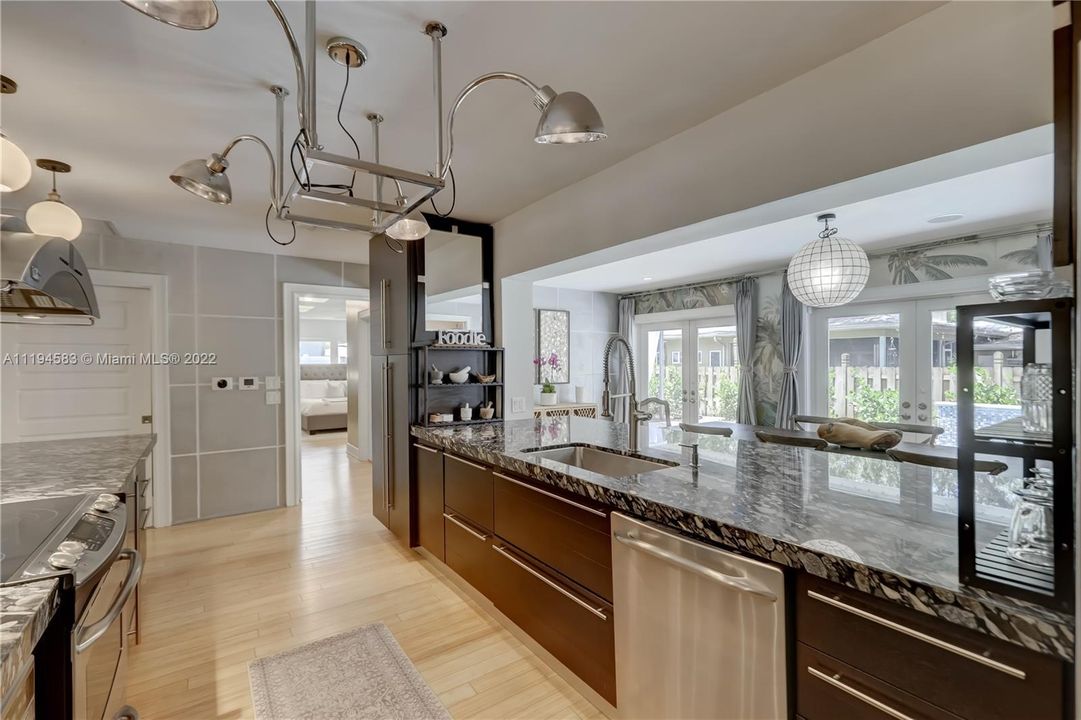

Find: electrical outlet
511;396;526;414
265;390;281;405
265;376;281;391
211;377;234;391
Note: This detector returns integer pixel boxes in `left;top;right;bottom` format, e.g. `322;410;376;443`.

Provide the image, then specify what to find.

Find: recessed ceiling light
298;304;314;313
642;276;653;281
298;296;329;303
927;214;964;224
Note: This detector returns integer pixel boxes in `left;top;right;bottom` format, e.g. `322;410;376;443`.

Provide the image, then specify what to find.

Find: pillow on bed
327;380;347;398
300;379;329;399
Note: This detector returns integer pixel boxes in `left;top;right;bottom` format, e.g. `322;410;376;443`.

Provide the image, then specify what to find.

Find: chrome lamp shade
535;91;606;144
170;155;231;205
386;208;430;241
121;0;219;30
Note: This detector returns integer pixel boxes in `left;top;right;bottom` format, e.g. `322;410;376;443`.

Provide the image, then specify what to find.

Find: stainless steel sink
524;445;676;476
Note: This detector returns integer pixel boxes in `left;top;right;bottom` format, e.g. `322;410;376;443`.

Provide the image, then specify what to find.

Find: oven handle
75;549;142;654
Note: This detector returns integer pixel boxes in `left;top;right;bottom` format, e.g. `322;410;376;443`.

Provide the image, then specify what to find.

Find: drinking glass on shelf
1020;363;1053;433
1006;480;1054;568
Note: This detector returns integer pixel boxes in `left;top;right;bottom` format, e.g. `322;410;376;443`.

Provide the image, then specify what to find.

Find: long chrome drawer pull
492;545;608;621
448;455;487;471
443;513;489;542
415;444;440;454
495;473;607;518
614;532;776;602
806;666;914;720
806;590;1026;679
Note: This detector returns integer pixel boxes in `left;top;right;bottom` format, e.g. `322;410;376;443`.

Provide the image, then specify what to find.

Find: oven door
73;549;142;720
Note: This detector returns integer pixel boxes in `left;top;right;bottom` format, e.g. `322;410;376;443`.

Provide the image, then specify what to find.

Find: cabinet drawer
493;471;612;600
489;541;615;704
798;643;961;720
444;511;496;600
444;454;493;531
796;575;1065;720
414;443;445;561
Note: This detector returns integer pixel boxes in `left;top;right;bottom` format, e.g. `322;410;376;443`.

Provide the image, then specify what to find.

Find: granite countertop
0;434;156;503
0;579;60;700
412;417;1075;662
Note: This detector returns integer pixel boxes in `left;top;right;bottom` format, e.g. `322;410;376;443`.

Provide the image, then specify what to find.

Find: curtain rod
618;221;1051;301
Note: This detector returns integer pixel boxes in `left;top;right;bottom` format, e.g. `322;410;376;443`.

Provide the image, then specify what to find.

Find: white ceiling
539;153;1053;293
1;1;939;260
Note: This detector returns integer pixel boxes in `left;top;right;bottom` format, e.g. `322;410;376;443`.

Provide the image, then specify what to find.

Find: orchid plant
533;352;562;395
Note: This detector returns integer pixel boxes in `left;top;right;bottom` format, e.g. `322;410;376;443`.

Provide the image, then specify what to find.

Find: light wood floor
128;433;604;719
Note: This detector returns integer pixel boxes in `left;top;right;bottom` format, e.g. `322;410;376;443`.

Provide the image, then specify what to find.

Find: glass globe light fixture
786;213;869;308
0;75;31;192
26;160;83;241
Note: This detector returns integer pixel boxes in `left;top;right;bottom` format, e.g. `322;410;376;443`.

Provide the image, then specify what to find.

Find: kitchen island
1;433;155;502
412;417;1072;661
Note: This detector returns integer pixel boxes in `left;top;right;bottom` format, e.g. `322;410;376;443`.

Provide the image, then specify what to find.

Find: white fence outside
827;363;1022;418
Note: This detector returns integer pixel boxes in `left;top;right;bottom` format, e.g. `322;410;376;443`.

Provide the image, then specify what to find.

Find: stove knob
48;551;79;569
97;494;120;507
58;540;87;557
92;501;114;513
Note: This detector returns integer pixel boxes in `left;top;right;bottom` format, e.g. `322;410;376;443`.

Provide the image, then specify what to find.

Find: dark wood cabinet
493;470;612;601
371;355;410;543
414;443;445;561
797;643;961;720
796;574;1068;720
489;541;616;705
443;454;493;531
368;235;414;356
444;511;496;600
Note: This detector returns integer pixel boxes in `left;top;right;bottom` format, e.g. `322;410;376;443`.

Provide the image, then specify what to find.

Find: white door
1;285;152;441
637;312;740;427
810;292;996;444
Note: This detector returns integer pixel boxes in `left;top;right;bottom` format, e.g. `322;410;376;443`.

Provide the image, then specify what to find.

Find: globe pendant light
786;213;869;308
0;75;32;193
26;160;83;241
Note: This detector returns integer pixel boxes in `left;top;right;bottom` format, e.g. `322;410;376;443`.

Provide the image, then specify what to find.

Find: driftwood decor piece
816;421;902;451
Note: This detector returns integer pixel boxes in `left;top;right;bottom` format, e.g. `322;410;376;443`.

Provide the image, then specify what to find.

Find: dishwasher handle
613;532;777;602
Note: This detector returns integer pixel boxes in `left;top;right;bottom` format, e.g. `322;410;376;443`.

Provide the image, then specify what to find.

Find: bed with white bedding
300;378;348;433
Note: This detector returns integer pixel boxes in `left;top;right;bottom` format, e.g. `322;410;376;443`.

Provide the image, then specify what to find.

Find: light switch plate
511;397;526;414
265;376;281;391
265;390;281;405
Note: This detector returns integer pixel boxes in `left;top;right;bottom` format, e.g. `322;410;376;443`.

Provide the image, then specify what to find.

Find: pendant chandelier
122;0;607;244
0;76;32;193
25;159;83;241
786;213;869;308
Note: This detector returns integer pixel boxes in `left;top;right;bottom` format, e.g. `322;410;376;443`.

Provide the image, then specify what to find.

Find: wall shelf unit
415;344;504;427
955;297;1074;611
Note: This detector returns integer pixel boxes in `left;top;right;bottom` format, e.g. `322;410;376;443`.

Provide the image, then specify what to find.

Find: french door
636;313;740;427
809;293;995;446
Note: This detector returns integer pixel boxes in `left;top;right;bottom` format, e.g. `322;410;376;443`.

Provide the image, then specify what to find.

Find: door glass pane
827;313;901;422
930;310;1022;447
696;325;738;422
645;328;684;422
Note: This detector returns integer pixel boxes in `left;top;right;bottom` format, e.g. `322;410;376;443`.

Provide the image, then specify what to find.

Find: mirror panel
424;229;484;332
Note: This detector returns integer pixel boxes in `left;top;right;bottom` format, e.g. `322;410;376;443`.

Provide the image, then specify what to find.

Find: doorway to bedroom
283;284;371;504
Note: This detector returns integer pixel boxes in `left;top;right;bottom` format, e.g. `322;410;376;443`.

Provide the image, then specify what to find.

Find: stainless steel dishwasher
612;513;787;719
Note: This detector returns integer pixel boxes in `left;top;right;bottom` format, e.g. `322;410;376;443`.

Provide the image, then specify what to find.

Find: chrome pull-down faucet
600;336;652;452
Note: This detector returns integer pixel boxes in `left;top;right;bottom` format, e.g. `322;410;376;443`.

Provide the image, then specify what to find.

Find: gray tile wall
531;286;619;406
78;230;368;524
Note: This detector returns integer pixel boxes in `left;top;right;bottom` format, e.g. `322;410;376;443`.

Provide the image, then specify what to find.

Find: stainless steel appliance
611;513;787;719
1;494;141;720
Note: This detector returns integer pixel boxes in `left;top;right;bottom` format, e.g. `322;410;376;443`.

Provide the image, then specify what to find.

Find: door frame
635;306;738;424
90;269;171;528
807;274;995;427
283;282;371;506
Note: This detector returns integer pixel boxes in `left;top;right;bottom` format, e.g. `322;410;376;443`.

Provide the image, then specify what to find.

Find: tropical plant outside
647;366;740;421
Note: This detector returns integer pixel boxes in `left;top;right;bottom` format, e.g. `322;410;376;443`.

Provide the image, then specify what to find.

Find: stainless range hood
1;230;99;324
